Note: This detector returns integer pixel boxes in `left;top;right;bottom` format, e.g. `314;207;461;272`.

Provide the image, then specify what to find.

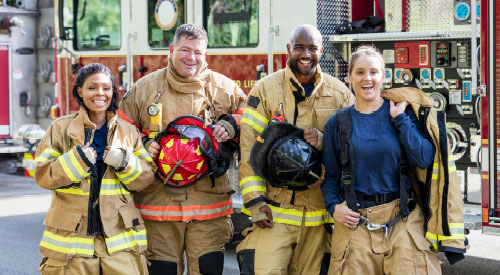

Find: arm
34;124;93;189
320;116;343;216
239;83;271;224
391;103;435;168
321;114;361;229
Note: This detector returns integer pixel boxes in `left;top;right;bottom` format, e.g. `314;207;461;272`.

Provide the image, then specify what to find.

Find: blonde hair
348;45;385;75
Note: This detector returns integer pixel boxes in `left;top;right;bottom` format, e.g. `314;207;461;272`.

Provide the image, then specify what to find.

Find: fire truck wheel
0;159;18;174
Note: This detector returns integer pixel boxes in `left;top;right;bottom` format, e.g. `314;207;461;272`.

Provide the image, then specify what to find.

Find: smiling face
287;26;324;83
169;35;208;78
348;55;384;104
77;73;113;115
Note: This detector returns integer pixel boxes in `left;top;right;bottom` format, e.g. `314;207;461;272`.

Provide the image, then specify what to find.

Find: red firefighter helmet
155;116;219;188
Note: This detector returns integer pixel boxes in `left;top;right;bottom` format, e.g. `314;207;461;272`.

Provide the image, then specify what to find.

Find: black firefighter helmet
250;122;322;191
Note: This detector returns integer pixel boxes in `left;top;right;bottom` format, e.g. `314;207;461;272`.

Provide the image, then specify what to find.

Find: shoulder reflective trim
241;109;269;133
100;179;131;195
105;229;147;254
240;176;266;195
59;150;88;182
40;230;94;256
136;199;234;222
35;148;62;163
134;149;153;163
56;187;89;195
118;156;142;184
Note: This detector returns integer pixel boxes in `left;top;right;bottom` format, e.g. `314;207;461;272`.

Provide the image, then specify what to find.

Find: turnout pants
38;236;148;275
329;199;441;275
144;216;233;275
236;219;331;275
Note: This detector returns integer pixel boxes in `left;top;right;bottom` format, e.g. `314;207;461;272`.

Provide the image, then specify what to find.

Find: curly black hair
72;63;119;111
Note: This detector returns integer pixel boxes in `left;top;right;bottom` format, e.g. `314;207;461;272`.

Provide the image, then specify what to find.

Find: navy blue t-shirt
320;100;435;215
302;83;314;97
91;123;108;172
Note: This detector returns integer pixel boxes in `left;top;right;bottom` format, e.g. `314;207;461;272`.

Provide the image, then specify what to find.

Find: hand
333;201;360;229
82;143;97;163
389;100;408;118
213;124;230;143
304;129;319;147
147;141;160;159
254;205;274;229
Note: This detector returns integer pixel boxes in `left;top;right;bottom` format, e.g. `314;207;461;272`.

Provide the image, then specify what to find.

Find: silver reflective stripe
106;233;136;249
62;153;85;181
271;211;302;222
139;205;231;217
304;215;328;223
450;228;464;234
241;180;266;190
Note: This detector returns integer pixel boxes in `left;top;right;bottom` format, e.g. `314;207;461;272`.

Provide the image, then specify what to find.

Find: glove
248;201;268;222
103;147;127;168
217;119;236;140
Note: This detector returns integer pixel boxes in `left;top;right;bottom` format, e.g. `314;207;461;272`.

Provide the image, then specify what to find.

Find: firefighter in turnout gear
35;64;155;274
321;45;466;275
236;25;355;274
120;24;246;275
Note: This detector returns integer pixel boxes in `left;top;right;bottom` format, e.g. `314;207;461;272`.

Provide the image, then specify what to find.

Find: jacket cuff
314;129;323;151
248;201;268;222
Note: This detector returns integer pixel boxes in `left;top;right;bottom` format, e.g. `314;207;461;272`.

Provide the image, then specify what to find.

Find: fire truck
0;0;54;175
9;0;496;235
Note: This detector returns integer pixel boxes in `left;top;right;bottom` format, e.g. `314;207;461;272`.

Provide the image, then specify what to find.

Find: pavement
0;172;499;274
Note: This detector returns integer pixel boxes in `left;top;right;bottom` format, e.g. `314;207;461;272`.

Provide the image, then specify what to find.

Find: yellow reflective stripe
105;229;147;254
67;150;88;179
242;205;332;226
432;162;438;180
59;150;89;182
134;149;153;163
425;223;466;250
118;156;143;184
35;148;62;163
100;179;130;195
241;108;269;133
40;231;94;256
56;187;89;195
449;160;457;173
240;176;266;195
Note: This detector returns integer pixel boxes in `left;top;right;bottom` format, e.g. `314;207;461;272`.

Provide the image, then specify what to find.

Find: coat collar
166;58;211;93
284;60;326;97
67;107;117;145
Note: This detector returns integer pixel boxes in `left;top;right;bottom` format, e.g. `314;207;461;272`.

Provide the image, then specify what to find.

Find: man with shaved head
236;24;355;274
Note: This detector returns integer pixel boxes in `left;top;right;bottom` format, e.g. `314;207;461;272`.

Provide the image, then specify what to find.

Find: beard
289;58;318;76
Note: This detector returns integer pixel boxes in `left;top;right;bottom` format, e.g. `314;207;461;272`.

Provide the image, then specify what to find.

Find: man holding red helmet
120;24;246;275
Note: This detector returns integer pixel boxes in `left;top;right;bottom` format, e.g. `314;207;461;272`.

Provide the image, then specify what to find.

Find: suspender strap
437;110;451;236
399;150;410;217
337;108;359;212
